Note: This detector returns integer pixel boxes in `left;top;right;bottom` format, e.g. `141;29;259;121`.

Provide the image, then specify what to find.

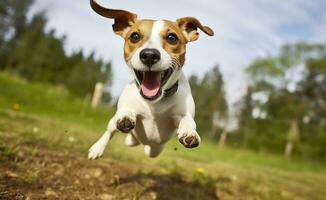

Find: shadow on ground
119;172;217;200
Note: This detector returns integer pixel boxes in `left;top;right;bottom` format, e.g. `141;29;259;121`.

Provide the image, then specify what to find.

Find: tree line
234;43;326;161
190;43;326;161
1;0;325;161
0;0;112;100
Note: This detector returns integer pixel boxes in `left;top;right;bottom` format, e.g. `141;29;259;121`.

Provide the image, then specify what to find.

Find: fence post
285;119;299;158
91;82;104;108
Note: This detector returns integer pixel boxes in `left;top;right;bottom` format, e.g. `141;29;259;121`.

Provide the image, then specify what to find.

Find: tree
0;0;34;68
237;42;326;159
66;52;112;97
298;58;326;160
3;6;113;100
7;13;67;82
190;65;228;140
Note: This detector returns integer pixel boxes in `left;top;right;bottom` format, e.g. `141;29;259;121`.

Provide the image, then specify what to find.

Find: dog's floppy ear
90;0;137;37
176;17;214;42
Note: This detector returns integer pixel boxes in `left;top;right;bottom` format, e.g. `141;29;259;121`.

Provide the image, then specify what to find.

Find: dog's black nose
140;48;161;67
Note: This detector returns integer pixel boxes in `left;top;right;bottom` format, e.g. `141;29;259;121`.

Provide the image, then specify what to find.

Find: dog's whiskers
171;59;181;70
173;59;181;70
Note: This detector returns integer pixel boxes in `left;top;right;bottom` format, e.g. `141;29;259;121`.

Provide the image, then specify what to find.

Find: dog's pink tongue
141;71;161;97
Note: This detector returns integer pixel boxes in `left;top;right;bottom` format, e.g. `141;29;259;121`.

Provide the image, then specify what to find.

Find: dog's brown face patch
160;20;187;69
123;20;154;61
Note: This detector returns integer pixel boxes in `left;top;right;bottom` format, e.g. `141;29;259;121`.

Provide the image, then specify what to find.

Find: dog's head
91;0;214;101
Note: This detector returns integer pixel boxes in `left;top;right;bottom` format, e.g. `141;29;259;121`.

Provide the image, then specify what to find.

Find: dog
88;0;214;159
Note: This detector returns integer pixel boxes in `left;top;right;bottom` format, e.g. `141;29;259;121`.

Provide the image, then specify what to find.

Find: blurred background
0;0;326;199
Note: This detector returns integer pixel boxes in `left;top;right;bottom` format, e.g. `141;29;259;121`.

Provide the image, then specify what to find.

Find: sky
30;0;326;104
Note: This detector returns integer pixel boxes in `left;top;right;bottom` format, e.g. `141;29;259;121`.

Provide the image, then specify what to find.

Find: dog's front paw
178;131;201;148
88;141;105;160
116;117;135;133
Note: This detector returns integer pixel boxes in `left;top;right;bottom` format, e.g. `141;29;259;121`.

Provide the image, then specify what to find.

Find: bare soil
0;138;217;200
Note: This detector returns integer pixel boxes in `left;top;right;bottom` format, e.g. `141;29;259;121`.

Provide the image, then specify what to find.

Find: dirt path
0;141;217;200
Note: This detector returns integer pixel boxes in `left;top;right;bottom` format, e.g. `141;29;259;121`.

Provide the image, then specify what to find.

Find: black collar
135;81;179;99
163;81;178;98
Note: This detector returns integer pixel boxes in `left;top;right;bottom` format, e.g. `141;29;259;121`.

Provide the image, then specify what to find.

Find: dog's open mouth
134;68;173;100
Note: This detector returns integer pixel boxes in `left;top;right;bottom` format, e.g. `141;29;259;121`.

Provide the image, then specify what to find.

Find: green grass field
1;72;326;200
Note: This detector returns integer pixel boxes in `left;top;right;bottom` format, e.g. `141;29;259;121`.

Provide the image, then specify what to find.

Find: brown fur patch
123;20;154;61
160;20;187;69
176;17;214;42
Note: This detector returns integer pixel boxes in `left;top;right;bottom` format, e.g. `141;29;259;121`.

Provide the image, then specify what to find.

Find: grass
1;71;326;200
0;72;114;131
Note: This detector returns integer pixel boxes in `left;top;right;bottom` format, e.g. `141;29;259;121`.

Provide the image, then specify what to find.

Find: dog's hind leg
88;117;116;160
144;145;164;158
125;133;140;147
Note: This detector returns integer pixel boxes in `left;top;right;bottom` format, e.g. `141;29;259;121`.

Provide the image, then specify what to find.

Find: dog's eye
130;32;141;43
166;33;178;45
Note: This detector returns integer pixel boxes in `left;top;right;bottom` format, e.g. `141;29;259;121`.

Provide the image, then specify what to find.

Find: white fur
125;133;139;146
88;20;200;159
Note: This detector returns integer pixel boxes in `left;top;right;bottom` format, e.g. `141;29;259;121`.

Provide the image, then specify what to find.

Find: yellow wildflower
12;103;20;111
196;167;205;174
